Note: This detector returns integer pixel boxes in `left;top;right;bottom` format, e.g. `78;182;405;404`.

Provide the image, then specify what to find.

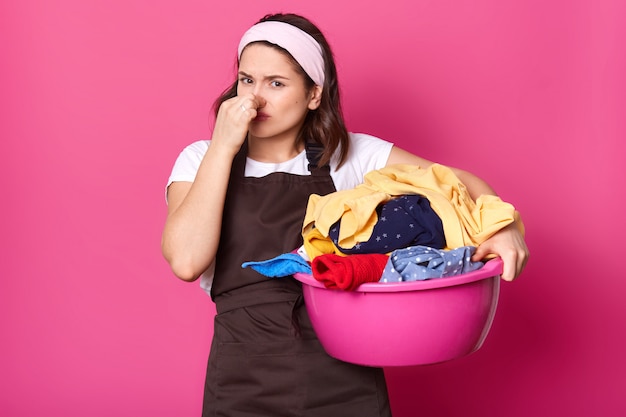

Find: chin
248;126;277;139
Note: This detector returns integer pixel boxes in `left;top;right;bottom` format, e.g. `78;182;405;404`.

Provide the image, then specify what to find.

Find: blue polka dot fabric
381;245;484;282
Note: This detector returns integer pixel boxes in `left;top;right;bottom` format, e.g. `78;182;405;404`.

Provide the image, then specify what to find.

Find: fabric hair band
237;21;325;87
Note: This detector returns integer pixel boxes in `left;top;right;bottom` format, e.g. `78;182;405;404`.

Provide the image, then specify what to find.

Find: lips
253;112;269;121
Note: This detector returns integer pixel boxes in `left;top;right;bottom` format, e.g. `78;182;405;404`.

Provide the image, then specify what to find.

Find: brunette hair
212;13;350;167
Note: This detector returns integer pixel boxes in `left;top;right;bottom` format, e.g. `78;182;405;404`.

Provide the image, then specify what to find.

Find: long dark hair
212;13;350;167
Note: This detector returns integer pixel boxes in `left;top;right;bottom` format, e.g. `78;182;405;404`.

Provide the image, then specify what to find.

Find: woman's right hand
211;93;266;152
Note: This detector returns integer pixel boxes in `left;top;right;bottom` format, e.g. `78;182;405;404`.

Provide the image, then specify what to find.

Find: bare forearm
161;143;237;281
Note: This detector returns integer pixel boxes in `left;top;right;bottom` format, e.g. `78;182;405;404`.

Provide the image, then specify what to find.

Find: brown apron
202;141;391;417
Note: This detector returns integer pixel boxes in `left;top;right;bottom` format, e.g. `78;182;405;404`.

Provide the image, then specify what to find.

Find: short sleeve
347;132;394;173
330;133;394;191
165;140;210;202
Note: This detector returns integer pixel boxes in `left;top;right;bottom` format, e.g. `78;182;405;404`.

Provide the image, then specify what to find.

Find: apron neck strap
305;141;331;176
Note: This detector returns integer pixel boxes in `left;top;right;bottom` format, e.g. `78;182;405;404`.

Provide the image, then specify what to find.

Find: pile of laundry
243;164;523;291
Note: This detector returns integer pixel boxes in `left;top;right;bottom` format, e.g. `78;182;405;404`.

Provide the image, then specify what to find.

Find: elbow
169;261;201;282
161;235;215;282
162;248;204;282
163;252;204;282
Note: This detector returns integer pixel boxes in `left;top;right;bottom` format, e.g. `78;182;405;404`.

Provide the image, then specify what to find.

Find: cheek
290;94;311;110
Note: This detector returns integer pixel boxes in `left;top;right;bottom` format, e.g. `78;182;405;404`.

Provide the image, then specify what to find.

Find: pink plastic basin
294;258;502;367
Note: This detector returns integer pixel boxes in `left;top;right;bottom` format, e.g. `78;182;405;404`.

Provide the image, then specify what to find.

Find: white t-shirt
166;132;394;293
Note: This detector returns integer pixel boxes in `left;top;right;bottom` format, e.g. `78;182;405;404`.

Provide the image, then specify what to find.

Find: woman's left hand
472;222;529;281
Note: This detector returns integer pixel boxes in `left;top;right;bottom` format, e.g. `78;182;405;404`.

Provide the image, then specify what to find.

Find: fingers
237;94;265;118
217;94;261;123
501;247;529;281
473;244;527;281
471;244;490;262
515;245;530;279
473;245;516;282
210;93;270;152
227;96;254;121
500;252;517;282
471;225;530;282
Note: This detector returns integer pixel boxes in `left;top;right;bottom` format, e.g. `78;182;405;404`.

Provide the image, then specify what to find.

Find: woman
162;13;528;417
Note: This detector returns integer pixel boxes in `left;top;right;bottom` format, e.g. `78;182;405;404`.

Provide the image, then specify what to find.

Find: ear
307;85;323;110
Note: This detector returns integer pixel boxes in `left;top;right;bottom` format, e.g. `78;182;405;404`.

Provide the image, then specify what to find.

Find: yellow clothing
302;227;345;259
302;164;523;255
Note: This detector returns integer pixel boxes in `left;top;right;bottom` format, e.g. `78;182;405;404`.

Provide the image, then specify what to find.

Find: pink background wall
2;0;624;416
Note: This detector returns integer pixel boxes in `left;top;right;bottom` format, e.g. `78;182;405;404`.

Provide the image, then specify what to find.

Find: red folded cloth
311;253;389;291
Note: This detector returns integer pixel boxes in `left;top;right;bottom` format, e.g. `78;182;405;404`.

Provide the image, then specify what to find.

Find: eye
239;77;253;85
270;80;284;87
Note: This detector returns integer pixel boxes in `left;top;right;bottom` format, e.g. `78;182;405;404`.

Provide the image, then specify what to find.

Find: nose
252;87;266;109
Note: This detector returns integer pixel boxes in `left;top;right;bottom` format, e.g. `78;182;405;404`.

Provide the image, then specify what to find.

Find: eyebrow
238;70;291;81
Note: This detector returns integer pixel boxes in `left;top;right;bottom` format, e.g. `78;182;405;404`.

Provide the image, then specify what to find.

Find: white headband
237;21;325;87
